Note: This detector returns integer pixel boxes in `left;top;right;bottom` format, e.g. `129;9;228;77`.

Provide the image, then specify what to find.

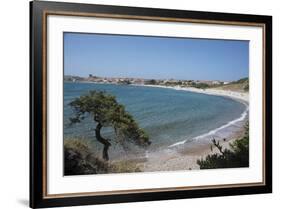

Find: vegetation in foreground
65;89;249;174
64;139;141;175
69;90;151;161
197;122;249;169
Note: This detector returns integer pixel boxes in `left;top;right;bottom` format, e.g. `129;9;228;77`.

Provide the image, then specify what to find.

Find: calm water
64;82;245;154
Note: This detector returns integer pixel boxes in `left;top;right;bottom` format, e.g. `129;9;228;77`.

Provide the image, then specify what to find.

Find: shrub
64;139;110;175
197;123;249;169
64;139;142;175
191;83;210;89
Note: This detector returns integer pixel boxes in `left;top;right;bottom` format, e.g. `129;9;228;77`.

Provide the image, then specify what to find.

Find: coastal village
64;74;249;172
64;74;232;89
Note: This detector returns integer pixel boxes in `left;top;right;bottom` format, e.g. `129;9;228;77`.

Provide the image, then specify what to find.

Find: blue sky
64;32;249;81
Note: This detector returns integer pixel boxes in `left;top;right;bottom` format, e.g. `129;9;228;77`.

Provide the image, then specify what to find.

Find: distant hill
212;77;249;92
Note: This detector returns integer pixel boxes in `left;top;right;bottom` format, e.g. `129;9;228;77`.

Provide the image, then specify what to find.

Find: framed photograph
30;1;272;208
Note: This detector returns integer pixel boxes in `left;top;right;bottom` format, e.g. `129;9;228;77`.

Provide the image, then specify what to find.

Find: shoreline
66;81;249;103
130;84;249;171
67;81;249;171
139;125;247;171
135;83;249;145
138;114;248;171
133;84;249;104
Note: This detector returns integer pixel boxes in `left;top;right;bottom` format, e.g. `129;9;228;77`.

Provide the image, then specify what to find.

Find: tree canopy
69;90;151;160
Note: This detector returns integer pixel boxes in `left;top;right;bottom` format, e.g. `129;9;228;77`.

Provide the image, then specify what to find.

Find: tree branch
211;138;225;155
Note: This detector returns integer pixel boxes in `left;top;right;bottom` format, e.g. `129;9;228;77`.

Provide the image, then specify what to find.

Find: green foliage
197;123;249;169
117;79;131;85
69;91;150;154
64;139;110;175
144;79;157;85
191;83;210;89
64;139;142;175
243;83;249;91
230;77;249;92
231;77;248;84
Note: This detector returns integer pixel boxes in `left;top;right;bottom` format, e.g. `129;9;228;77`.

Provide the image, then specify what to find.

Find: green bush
144;79;157;85
197;123;249;169
64;139;142;175
191;83;210;89
232;77;248;84
243;83;249;91
64;139;110;175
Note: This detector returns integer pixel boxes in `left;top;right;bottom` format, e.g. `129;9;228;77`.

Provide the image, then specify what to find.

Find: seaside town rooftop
64;74;235;89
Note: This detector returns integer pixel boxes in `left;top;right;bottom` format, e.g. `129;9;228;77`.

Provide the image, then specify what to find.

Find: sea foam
168;105;248;148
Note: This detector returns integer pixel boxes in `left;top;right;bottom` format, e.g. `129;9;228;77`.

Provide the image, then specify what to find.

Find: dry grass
64;138;142;175
212;78;249;92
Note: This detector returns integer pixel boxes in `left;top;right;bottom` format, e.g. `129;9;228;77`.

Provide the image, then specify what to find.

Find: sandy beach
67;82;249;171
140;84;249;103
133;84;249;171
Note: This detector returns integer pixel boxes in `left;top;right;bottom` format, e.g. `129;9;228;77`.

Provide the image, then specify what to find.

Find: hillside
212;77;249;92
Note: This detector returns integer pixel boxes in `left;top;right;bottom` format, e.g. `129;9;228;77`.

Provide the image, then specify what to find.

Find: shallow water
64;82;246;157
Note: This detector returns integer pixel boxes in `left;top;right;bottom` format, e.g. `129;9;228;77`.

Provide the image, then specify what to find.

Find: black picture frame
30;1;272;208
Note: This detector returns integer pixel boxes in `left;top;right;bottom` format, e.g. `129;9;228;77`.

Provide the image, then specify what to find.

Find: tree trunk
95;123;111;161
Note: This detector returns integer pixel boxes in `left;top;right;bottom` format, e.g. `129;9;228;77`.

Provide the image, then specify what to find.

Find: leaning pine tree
69;90;151;161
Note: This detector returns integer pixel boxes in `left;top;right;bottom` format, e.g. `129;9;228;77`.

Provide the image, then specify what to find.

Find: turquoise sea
64;82;246;157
